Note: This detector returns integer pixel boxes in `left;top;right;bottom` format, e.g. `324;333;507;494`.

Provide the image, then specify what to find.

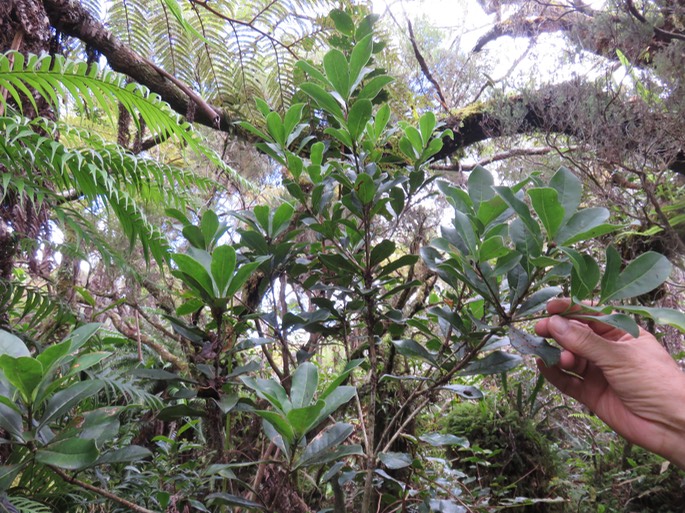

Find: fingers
536;358;585;401
545;315;611;363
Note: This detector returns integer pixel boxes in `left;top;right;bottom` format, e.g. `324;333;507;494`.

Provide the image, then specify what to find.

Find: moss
443;399;564;510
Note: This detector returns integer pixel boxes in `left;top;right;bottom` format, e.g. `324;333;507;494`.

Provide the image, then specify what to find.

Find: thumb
547;315;610;363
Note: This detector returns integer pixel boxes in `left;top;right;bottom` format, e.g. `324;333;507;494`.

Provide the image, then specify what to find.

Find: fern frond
0;279;75;334
6;496;53;513
0;52;249;190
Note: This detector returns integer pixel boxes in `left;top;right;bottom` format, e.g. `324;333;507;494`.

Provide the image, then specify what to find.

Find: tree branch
407;19;449;112
41;0;235;133
49;466;159;513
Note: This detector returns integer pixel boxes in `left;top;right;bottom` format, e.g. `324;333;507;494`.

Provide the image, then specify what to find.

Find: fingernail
549;315;570;334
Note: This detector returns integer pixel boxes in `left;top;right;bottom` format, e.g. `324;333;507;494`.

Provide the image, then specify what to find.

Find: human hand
535;298;685;468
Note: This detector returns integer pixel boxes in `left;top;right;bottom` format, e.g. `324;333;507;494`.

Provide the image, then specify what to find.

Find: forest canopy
0;1;684;512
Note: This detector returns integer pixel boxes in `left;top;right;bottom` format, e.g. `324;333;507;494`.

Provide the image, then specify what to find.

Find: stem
49;466;159;513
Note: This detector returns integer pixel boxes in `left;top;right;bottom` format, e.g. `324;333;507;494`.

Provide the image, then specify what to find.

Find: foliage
0;3;684;513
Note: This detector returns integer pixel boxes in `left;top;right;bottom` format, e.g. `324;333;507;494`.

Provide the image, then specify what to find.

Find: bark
435;80;685;174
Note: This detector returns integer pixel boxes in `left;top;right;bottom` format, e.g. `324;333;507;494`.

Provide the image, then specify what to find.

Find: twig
407;20;449;112
626;0;685;42
49;466;159;513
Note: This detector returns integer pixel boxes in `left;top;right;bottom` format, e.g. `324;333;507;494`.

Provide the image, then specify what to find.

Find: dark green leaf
355;173;376;204
391;339;437;366
300;83;344;121
419;433;469;448
494;186;541;241
371;239;395;267
96;446;151;464
379;452;412;469
182;225;205;249
206;493;265;510
508;327;561;366
358;75;394;101
528;187;564;238
554;208;611;244
569;313;640;338
0;356;42;403
467;166;495;211
157;404;206;421
200;210;220;246
347;99;372;140
241;377;290;413
323;49;350;100
329;9;355;36
479;236;509;261
172;253;215;297
320;360;364;399
460;351;522;376
295;422;354;468
600;245;621;303
350;34;373;87
211;245;236;297
35;438;99;470
38;379;104;428
515;287;562;318
549;167;581;226
290;362;319;409
0;402;23;439
287;401;325;437
602;251;672;302
316;386;356;424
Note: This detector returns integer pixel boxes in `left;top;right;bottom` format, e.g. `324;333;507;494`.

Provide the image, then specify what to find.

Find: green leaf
0;330;29;357
613;306;685;333
347;99;372;140
172;253;215;297
38;379;105;429
300;83;344;121
96;445;152;464
467;166;495;211
494;186;541;241
508;327;561;366
182;225;206;249
207;492;265;510
370;239;396;267
211;245;236;297
35;438;99;470
528;187;565;238
600;245;621;303
287;401;325;437
0;356;43;403
272;203;294;237
479;236;509;261
316;385;356;424
0;401;23;439
157;404;206;421
569;314;640;338
602;252;672;302
358;75;394;101
241;377;291;413
329;9;355;36
36;339;71;375
452;210;478;257
460;351;522;376
320;359;364;400
391;339;437;366
379;451;412;469
549;167;581;226
349;34;373;87
294;422;354;468
60;323;101;352
561;248;600;300
515;287;562;318
355;173;376;204
440;384;482;400
290;362;319;409
554;208;611;244
200;210;220;247
323;49;350;100
419;433;469;448
226;259;266;298
295;60;330;87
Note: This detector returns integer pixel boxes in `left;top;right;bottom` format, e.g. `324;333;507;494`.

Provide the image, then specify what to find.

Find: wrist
658;372;685;469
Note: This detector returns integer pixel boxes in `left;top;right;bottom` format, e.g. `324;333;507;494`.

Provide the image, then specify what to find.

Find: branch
41;0;236;133
431;146;561;172
407;19;449;112
49;466;159;513
625;0;685;43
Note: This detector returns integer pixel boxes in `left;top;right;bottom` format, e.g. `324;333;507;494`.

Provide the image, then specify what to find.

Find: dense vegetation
1;1;684;512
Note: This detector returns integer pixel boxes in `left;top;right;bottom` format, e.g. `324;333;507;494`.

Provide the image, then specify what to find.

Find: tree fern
0;52;250;189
